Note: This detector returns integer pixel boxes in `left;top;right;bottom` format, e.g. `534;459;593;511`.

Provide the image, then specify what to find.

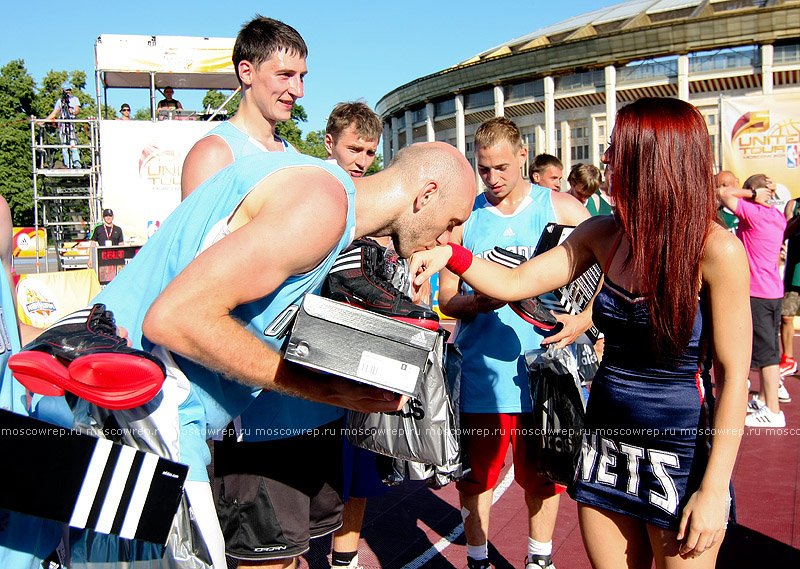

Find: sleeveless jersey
204;121;295;159
457;184;556;413
0;268;24;415
94;152;356;477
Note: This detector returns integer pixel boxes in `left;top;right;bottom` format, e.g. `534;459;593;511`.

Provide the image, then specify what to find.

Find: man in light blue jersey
439;118;590;569
86;142;474;568
181;16;307;199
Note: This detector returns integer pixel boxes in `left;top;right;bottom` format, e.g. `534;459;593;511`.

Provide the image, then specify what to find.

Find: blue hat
61;82;71;90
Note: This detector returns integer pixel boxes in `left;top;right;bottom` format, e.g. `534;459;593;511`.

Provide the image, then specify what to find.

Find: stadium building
376;0;800;177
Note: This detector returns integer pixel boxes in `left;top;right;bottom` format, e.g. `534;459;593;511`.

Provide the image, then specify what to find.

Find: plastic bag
372;343;469;488
347;332;463;472
525;344;586;486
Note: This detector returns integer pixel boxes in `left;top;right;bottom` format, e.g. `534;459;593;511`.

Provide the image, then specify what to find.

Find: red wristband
446;243;473;275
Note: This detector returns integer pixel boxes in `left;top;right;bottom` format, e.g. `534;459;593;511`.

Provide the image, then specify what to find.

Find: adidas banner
0;409;187;544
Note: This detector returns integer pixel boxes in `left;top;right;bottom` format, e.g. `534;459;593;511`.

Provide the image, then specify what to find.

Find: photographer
43;83;82;168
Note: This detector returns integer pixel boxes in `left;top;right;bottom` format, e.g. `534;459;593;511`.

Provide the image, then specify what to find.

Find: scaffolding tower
30;117;101;272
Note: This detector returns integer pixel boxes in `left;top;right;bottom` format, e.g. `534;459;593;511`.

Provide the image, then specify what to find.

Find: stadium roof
457;0;781;66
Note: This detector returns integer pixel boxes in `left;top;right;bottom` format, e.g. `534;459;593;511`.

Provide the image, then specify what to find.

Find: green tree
0;60;36;225
202;89;240;118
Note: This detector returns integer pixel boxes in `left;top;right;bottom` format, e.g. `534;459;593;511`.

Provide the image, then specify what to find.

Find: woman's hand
676;486;730;559
410;245;453;289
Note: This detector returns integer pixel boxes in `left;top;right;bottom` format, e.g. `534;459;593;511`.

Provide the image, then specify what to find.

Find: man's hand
470;293;506;314
273;359;408;413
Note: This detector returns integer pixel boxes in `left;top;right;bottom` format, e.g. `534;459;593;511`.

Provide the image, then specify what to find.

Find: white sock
467;543;488;560
528;537;552;559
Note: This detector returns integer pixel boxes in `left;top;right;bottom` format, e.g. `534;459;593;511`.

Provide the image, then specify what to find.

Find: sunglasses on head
122;108;130;111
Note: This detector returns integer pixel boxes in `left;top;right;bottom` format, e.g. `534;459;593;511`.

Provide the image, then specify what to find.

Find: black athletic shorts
212;418;344;561
750;297;782;369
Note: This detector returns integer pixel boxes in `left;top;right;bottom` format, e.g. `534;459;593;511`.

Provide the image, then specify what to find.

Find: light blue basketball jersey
205;120;296;158
457;184;556;413
94;152;355;479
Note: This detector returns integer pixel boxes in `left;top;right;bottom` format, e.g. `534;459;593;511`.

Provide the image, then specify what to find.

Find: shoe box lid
283;294;439;397
0;408;187;545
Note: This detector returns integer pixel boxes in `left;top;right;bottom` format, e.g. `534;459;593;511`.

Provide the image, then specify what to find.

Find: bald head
381;142;476;256
388;141;475;202
715;170;739;189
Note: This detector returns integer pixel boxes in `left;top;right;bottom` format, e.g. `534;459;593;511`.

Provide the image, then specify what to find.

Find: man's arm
717;184;772;213
180;136;235;200
143;168;402;412
175;99;183;110
436;224;506;319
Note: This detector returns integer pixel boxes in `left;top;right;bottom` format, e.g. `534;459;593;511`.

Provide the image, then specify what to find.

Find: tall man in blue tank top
88;142;475;568
180;16;307;199
438;118;591;569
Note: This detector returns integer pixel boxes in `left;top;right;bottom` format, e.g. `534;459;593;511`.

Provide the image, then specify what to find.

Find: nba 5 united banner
721;92;800;198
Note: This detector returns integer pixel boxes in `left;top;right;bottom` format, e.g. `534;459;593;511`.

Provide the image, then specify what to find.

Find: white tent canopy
94;34;238;118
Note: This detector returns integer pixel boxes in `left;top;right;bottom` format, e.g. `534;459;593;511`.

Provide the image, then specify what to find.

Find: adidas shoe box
282;293;438;397
0;409;188;545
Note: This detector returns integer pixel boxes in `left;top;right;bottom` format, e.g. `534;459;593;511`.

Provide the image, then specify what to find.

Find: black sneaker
322;238;439;330
486;247;560;333
9;304;166;409
524;555;555;569
467;557;492;569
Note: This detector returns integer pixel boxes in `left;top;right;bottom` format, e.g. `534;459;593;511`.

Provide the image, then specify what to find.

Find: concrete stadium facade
376;0;800;179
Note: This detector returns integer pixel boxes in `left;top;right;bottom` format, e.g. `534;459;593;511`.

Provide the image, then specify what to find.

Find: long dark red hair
608;97;717;360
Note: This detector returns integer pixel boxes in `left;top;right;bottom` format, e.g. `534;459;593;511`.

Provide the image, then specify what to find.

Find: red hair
608;98;717;360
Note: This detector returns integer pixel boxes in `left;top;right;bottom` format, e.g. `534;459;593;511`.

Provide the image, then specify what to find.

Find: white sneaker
747;397;765;413
744;406;786;428
778;381;792;403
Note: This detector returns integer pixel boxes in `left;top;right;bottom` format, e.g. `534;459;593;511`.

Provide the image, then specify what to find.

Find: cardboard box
283;294;438;397
0;409;187;544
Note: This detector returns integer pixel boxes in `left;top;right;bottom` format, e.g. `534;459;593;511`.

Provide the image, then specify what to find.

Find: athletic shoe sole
508;302;561;333
9;351;165;410
339;302;440;331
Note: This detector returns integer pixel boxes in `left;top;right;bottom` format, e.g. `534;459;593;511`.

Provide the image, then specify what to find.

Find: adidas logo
503;227;515;237
409;330;428;347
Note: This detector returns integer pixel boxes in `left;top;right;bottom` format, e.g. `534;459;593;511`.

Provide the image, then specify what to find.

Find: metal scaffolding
30;117;101;272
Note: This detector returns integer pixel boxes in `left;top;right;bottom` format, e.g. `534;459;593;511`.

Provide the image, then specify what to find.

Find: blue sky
2;0;618;134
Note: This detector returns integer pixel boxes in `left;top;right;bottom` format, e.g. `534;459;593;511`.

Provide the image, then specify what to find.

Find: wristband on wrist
750;188;758;200
445;243;473;276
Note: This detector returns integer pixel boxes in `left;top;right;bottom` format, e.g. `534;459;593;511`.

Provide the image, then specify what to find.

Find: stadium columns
494;85;505;117
604;64;616;136
762;43;774;95
426;103;435;142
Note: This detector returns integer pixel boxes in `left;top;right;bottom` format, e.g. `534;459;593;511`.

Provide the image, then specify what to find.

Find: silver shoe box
283;294;438;397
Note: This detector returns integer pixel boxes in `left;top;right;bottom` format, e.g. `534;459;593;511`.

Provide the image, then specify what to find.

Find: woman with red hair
411;97;749;568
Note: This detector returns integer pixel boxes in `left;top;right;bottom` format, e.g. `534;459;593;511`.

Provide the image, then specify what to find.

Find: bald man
86;142;475;567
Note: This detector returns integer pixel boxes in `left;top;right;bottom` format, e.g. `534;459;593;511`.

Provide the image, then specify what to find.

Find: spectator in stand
529;153;563;191
118;104;132;120
718;173;788;427
779;197;800;382
157;87;183;111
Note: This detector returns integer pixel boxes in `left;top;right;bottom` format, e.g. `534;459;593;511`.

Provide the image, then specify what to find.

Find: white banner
98;120;217;242
721;93;800;198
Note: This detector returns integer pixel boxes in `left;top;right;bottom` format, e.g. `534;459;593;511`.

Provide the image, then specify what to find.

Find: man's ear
237;60;255;86
324;133;335;157
414;181;438;212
